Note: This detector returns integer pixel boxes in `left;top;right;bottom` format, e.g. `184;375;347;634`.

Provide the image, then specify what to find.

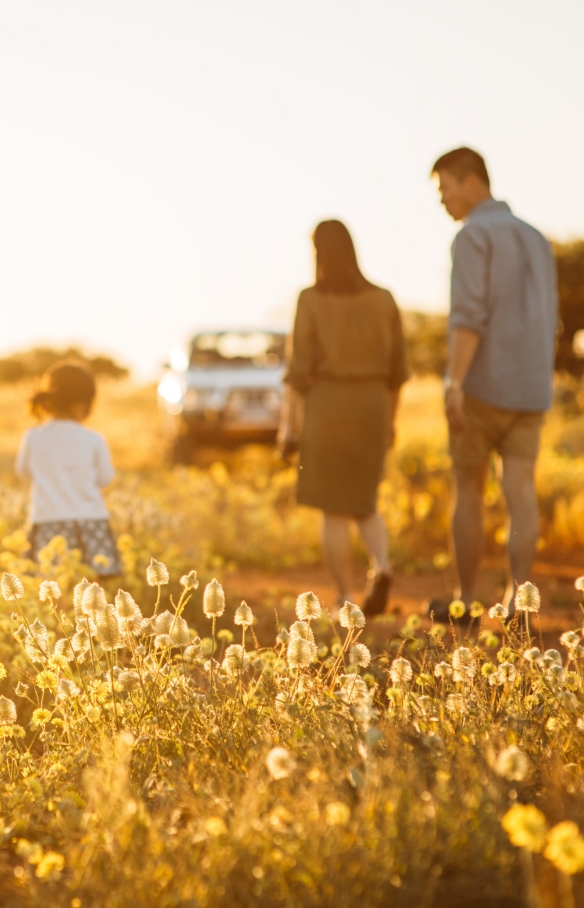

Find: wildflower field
0;378;584;906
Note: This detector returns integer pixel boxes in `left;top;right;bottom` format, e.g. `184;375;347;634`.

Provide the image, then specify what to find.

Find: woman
279;220;408;615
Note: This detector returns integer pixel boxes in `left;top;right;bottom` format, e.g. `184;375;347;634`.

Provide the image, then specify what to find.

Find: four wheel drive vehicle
158;329;287;462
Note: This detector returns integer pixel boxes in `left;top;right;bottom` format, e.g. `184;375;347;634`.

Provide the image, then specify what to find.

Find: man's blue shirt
450;199;558;412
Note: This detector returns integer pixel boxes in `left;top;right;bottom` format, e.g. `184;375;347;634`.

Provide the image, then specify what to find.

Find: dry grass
0;564;583;907
0;380;583;905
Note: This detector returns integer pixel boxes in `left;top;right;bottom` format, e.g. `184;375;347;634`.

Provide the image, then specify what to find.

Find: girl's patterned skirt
29;519;122;577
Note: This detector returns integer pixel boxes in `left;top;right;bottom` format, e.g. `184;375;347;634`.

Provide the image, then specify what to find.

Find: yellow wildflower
47;655;69;674
325;801;351;826
449;600;466;619
35;671;58;692
205;816;227;837
544;821;584;875
502;803;548;852
35;851;65;881
32;708;52;727
117;534;134;552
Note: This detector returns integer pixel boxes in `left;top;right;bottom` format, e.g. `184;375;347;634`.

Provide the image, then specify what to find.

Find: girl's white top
16;420;115;523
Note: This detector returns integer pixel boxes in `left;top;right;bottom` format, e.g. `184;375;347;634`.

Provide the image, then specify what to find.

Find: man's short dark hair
431;147;490;188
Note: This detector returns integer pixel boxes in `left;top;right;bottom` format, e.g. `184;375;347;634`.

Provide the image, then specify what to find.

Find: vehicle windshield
189;332;286;369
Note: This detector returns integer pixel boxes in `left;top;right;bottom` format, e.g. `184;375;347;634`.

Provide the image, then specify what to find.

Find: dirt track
225;558;584;650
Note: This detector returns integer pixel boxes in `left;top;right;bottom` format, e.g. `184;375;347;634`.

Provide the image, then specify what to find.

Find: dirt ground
226;557;584;650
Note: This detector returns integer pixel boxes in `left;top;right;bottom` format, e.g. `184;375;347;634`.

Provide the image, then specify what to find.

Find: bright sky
1;0;583;377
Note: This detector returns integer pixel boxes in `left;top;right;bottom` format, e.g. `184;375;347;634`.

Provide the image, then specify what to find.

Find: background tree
0;347;129;384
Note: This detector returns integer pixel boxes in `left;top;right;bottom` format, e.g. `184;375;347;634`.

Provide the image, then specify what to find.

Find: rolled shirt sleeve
450;226;491;336
284;292;318;395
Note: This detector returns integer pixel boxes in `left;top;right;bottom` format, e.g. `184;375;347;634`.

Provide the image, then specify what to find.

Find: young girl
16;360;122;577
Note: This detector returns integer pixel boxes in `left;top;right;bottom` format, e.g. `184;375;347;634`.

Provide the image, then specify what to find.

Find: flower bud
146;558;169;586
203;578;225;618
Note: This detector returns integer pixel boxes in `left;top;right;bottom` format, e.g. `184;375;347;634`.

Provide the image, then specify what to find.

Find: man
431;147;557;618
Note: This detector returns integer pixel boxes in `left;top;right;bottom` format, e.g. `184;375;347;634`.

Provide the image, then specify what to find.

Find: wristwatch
443;376;462;393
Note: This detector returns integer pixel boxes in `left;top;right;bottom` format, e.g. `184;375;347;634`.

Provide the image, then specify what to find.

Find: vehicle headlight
158;377;183;405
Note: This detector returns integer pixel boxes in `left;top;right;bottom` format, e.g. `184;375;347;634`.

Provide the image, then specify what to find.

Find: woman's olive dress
286;286;408;519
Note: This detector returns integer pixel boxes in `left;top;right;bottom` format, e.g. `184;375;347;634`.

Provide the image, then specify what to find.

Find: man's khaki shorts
449;394;544;468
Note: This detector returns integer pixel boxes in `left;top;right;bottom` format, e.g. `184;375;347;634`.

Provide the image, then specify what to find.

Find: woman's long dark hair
313;220;372;294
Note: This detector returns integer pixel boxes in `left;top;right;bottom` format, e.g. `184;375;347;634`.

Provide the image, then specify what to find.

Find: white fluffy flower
0;695;17;724
234;602;253;627
489;603;508;620
497;662;517;685
24;619;50;663
523;647;544;664
287;636;313;669
350;643;371;668
295;591;321;622
118;670;141;691
543;649;563;668
452;647;476;679
1;573;24;601
337;674;370;705
140;617;156;637
180;570;199;590
575;576;584;592
115;589;138;618
266;746;296;780
95;605;122;650
115;590;144;635
54;638;75;662
339;602;365;629
82;582;107;617
560;631;581;651
514;581;541;613
39;580;61;602
289;621;317;661
222;644;250;675
73;577;90;608
445;693;466;714
434;661;453;679
57;678;80;699
71;627;90;657
496;745;529;781
146;558;169;586
183;638;203;663
203;578;225;618
546;664;565;685
390;657;412;684
153;610;174;635
169;616;190;648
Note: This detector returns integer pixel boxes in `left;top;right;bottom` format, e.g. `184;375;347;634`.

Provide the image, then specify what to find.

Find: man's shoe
426;598;473;624
363;572;392;617
426;598;450;622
